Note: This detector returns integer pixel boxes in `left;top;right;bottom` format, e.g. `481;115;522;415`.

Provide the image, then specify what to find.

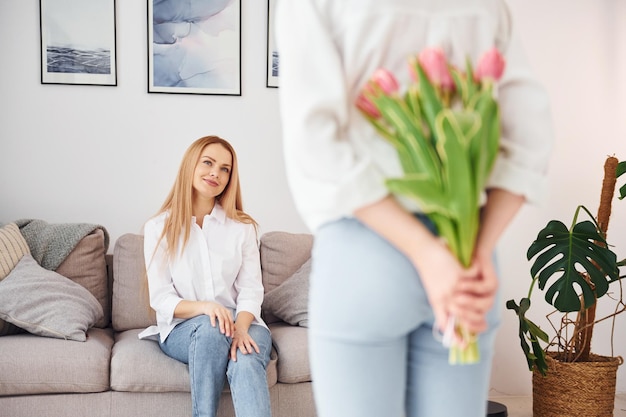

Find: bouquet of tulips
356;47;506;364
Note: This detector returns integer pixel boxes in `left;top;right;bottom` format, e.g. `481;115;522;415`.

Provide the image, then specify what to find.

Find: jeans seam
189;322;199;417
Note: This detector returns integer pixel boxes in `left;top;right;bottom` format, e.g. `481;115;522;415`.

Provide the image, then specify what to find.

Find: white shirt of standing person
276;0;554;233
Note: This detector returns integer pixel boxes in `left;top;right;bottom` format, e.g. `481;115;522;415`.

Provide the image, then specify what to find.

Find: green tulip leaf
434;109;479;264
434;110;474;208
415;63;443;143
374;94;441;182
404;85;423;123
450;67;468;104
527;219;619;312
385;176;452;218
446;109;481;148
468;91;500;191
464;57;478;99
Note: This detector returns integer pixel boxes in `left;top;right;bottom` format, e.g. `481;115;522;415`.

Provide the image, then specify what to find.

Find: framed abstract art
147;0;242;95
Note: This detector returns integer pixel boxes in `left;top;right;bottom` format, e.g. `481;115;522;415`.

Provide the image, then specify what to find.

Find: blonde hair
154;135;257;260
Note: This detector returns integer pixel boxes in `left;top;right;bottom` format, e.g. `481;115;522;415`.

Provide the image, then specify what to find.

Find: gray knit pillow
0;254;104;341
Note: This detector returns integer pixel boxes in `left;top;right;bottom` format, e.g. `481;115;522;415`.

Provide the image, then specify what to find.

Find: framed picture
39;0;117;86
266;0;279;88
148;0;242;96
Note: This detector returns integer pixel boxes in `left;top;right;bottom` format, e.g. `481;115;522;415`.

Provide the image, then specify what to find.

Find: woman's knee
248;326;272;356
191;316;230;347
227;350;268;378
228;328;271;375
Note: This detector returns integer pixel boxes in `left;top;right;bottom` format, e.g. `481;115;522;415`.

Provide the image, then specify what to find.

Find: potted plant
507;155;626;417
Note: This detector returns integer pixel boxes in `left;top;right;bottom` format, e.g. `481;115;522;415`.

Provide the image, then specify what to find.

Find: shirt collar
205;202;226;224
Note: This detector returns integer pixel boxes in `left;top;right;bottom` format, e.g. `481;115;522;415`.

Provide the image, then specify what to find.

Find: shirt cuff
487;157;549;205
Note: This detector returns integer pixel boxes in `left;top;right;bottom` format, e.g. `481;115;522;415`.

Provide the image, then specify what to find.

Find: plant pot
532;352;623;417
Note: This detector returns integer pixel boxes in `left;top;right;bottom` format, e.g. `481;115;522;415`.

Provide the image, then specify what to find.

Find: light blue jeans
159;315;272;417
309;217;501;417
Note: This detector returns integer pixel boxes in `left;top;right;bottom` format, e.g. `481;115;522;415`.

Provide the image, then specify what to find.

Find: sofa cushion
56;228;110;328
262;258;310;327
269;322;311;384
0;328;114;396
112;234;156;331
259;232;313;324
0;254;104;342
260;232;313;293
111;329;278;393
0;222;30;336
111;329;188;392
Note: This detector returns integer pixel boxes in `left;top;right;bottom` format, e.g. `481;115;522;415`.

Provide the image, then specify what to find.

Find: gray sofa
0;226;316;417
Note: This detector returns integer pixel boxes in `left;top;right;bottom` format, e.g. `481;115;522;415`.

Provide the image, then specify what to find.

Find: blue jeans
308;217;501;417
159;315;272;417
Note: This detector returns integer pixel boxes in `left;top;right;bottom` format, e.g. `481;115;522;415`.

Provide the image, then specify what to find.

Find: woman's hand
173;299;234;336
354;196;464;333
201;301;235;337
448;250;498;335
230;328;261;361
409;239;473;333
230;312;259;361
446;188;524;334
352;194;509;336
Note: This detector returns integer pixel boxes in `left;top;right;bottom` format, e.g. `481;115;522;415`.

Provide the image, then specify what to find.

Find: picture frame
266;0;279;88
39;0;117;86
147;0;242;96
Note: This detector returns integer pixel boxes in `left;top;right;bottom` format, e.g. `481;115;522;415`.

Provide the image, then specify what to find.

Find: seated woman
139;135;271;417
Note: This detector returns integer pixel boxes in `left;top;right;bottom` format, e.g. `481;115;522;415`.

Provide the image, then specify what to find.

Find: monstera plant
507;155;626;375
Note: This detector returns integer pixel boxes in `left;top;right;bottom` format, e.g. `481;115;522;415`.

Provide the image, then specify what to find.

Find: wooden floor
489;393;626;417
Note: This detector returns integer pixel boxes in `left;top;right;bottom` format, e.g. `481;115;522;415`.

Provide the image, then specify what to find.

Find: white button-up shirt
138;204;266;342
276;0;554;232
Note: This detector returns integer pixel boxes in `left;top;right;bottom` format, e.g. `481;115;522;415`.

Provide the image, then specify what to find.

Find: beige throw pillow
0;222;30;280
0;222;30;336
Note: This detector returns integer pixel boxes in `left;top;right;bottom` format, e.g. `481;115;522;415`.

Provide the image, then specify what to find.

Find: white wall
492;0;626;396
1;0;624;397
0;0;308;243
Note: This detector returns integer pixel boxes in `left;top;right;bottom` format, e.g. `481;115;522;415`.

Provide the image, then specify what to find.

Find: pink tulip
474;47;505;82
417;48;455;91
370;68;399;95
355;68;399;119
355;92;381;118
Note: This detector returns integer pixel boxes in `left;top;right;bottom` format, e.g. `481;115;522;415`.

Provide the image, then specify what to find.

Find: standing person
275;1;553;416
139;136;272;417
